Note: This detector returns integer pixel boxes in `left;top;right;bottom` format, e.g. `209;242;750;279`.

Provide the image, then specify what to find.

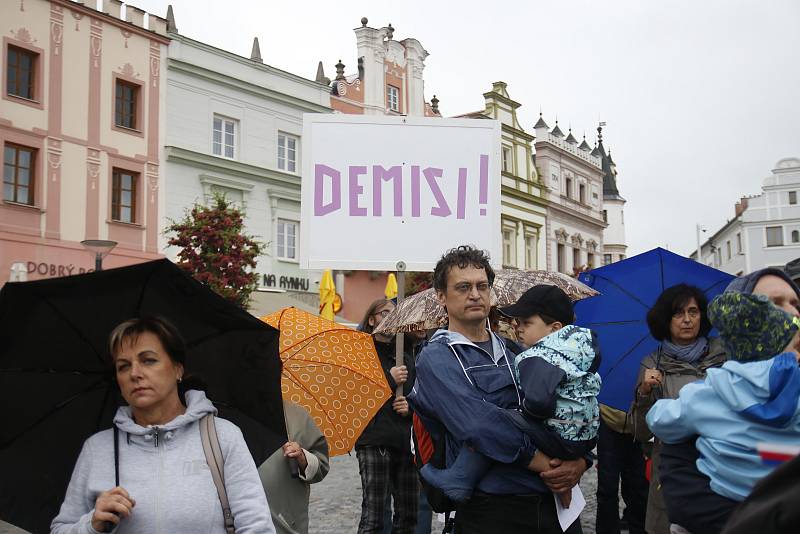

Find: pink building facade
322;18;440;322
0;0;169;284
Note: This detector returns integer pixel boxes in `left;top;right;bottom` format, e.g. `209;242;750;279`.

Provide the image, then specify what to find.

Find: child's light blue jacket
647;352;800;501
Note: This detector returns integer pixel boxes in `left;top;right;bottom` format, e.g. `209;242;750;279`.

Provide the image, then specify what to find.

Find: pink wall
342;271;391;323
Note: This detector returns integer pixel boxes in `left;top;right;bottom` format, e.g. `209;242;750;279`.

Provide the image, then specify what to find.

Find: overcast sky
130;0;800;258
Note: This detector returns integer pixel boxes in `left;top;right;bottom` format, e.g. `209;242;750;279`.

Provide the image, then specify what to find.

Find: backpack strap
200;414;235;534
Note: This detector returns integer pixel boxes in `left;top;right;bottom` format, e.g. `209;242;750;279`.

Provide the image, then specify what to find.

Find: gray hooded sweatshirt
51;390;276;534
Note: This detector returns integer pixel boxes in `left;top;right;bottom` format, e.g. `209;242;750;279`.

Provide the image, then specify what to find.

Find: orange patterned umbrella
261;307;391;456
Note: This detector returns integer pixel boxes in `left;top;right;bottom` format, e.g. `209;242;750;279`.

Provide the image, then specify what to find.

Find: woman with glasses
355;299;418;534
629;284;727;534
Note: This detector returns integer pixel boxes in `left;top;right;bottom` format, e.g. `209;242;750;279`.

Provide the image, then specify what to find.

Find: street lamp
695;225;707;263
80;239;117;271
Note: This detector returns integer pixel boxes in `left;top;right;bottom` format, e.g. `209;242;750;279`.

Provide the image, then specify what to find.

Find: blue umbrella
574;247;734;411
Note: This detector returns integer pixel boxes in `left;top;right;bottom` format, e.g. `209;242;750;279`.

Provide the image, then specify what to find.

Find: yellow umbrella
384;273;398;300
319;270;335;321
261;307;392;456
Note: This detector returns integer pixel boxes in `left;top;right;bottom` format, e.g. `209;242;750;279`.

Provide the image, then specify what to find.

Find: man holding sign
408;246;588;533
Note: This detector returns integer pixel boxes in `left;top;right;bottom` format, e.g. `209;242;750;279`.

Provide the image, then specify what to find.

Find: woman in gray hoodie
51;316;276;534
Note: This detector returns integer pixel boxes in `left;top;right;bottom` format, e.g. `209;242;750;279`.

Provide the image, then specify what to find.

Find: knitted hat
708;292;800;362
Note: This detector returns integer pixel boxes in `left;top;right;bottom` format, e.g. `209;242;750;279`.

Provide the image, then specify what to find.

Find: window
790;191;797;205
619;254;626;261
736;233;742;253
502;227;517;266
557;244;565;273
602;210;608;223
277;219;298;260
213;116;236;159
603;254;612;266
278;133;298;173
573;248;581;271
208;185;244;209
524;234;537;269
3;143;35;205
565;177;572;198
6;45;37;100
579;183;586;204
793;230;800;243
726;241;731;260
766;226;783;247
111;169;137;223
387;85;399;112
502;146;512;173
587;253;594;269
114;79;139;130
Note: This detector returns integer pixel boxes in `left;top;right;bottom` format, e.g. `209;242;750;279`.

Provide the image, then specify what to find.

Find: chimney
102;0;122;18
166;5;178;32
250;37;263;63
126;5;146;28
148;14;168;36
315;61;330;85
734;197;749;217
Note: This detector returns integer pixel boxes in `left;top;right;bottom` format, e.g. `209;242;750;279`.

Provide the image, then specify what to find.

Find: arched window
792;230;799;243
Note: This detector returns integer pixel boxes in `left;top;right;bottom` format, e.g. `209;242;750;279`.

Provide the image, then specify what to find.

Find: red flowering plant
165;193;263;308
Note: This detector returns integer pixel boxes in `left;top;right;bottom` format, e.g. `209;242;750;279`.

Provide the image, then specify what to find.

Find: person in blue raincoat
407;246;590;534
647;291;800;526
655;268;800;534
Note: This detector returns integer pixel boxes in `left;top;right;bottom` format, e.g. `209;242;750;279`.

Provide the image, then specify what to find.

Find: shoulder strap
113;426;119;487
200;414;235;534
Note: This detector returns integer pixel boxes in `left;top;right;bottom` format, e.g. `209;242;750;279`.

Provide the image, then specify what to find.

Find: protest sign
300;115;501;271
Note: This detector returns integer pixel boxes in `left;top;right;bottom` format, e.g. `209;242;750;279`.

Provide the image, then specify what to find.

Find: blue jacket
646;352;800;501
408;329;550;495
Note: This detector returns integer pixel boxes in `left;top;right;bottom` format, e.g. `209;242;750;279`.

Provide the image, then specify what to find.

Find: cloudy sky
130;0;800;257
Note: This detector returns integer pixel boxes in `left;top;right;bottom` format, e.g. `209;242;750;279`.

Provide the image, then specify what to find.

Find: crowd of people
48;245;800;534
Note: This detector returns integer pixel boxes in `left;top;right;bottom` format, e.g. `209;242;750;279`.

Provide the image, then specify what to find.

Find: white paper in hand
554;485;585;532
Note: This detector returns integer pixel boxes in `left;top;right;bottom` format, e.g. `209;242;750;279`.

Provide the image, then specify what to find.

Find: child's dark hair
433;245;495;292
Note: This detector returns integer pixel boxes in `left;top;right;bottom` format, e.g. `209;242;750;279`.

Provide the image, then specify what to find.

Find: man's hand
540;457;587;493
392;395;410;416
282;441;308;475
390;365;408;385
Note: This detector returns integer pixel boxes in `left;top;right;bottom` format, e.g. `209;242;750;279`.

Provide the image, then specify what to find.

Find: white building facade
457;82;548;270
692;157;800;275
162;21;332;308
534;117;606;273
597;127;627;265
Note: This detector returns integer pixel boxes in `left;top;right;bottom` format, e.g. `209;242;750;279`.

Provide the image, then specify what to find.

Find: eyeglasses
672;309;700;320
452;282;491;295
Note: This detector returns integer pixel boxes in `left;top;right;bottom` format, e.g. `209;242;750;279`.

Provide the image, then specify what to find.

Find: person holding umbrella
356;298;418;534
629;284;727;534
51;316;275;533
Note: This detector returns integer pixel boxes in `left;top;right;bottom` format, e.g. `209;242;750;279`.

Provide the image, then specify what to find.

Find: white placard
300;114;501;271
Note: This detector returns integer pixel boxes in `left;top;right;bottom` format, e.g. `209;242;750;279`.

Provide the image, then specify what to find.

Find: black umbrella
0;259;285;534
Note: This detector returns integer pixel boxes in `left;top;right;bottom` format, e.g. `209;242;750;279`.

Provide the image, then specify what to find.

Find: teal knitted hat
708;292;800;362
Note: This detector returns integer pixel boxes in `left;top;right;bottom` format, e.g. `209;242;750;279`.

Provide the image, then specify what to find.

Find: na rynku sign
300;115;501;271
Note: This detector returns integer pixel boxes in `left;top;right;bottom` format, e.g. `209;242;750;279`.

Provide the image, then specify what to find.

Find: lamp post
695;225;707;263
80;239;117;271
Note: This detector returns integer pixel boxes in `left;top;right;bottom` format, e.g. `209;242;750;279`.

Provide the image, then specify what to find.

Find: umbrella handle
288;456;300;478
